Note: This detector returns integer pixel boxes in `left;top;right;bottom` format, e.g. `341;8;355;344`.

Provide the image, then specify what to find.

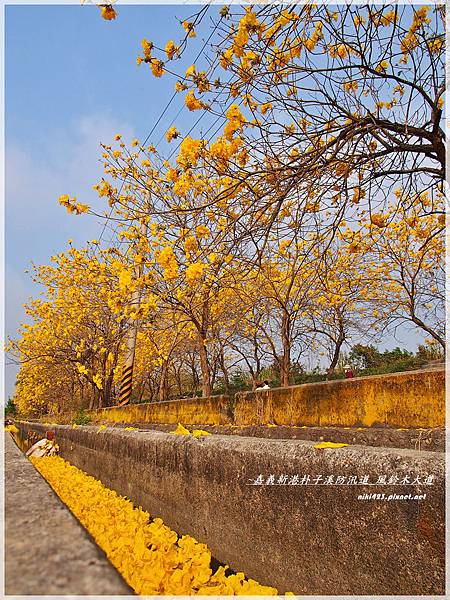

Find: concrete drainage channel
5;433;133;595
11;420;445;595
6;427;238;596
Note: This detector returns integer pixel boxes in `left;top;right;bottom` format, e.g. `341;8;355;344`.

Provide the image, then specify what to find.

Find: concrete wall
15;421;445;595
40;369;444;429
85;369;444;429
234;369;445;428
89;394;232;426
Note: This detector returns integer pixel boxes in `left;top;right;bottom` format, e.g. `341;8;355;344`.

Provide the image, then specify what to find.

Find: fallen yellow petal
4;424;19;433
314;441;349;449
171;423;191;435
191;429;211;437
29;455;282;594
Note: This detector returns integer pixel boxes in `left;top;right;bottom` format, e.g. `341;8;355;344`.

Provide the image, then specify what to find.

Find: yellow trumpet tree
139;4;444;241
7;242;158;416
361;190;445;350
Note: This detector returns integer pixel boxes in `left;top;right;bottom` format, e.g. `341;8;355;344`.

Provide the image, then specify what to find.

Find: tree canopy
7;4;445;417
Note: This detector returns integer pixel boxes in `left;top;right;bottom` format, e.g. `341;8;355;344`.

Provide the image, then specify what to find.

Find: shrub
73;409;92;425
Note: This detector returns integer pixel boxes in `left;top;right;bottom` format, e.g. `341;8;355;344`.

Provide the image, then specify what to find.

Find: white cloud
6;112;134;240
5;112;135;397
4;266;34;399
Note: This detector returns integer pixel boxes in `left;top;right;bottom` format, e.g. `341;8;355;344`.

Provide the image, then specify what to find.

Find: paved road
5;433;133;595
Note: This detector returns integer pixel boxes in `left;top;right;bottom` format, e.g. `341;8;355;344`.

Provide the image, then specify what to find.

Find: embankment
13;421;445;595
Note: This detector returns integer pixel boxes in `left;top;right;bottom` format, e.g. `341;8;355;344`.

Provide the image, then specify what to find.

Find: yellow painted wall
234;369;445;428
41;369;444;429
89;395;232;426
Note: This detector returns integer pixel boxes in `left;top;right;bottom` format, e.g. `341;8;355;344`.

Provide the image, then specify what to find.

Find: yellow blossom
191;429;212;437
165;40;178;60
100;5;117;21
166;126;179;143
182;21;196;38
58;195;90;215
93;374;103;390
370;213;387;228
195;225;210;239
343;80;358;93
260;102;272;115
175;81;187;92
184;236;198;254
141;39;153;60
186;262;206;285
185;91;204;111
185;64;196;78
376;60;389;72
4;424;19;433
150;58;164;78
171;423;191;435
157;246;179;281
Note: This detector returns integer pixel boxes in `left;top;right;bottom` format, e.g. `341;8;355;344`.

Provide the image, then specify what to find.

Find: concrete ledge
14;422;445;595
4;434;132;595
89;394;232;426
234;368;445;428
122;423;446;452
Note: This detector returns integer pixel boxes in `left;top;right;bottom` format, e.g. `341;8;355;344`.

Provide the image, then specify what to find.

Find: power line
97;5;219;243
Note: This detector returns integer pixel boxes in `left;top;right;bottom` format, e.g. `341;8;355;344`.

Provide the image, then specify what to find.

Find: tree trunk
252;334;262;385
280;312;291;387
147;376;156;403
158;361;169;402
197;331;212;397
411;313;445;351
189;359;200;397
219;349;230;394
92;384;100;409
88;386;95;410
138;379;145;402
177;368;183;396
102;371;115;407
327;317;346;379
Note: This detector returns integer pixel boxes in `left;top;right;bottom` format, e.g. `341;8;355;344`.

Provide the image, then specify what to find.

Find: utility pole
117;189;150;407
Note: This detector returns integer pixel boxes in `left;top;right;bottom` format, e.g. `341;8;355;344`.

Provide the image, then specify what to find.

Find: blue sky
5;3;221;397
5;4;426;399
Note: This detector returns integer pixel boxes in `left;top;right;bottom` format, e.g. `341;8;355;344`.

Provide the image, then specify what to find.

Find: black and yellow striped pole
116;189;150;407
117;366;133;406
117;327;138;406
